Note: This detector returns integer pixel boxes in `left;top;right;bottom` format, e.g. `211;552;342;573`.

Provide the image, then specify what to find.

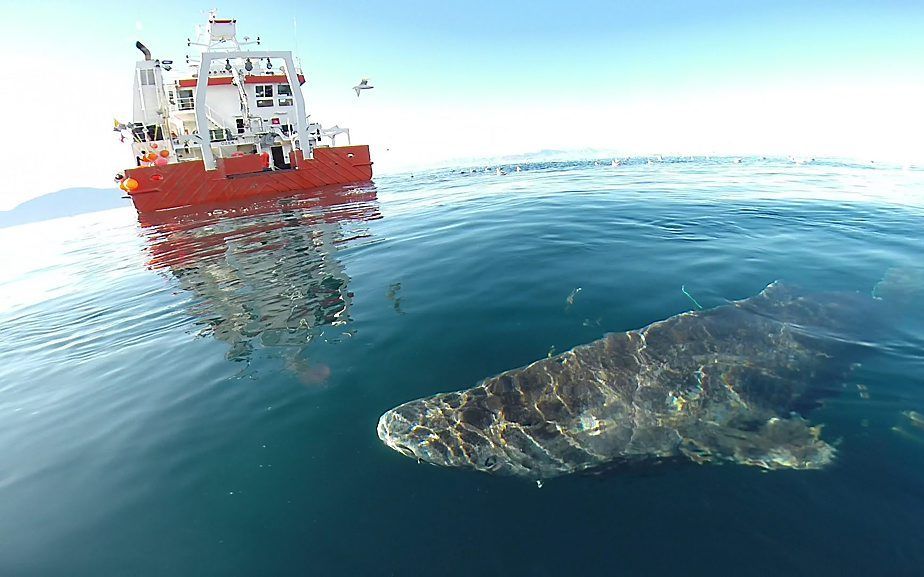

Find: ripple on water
1;160;924;576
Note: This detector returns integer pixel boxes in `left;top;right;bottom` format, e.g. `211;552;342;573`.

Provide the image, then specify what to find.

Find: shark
377;281;880;479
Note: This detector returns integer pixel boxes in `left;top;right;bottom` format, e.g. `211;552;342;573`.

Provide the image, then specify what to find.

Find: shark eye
484;455;497;468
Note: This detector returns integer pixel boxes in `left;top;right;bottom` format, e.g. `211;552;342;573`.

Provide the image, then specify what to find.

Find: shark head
376;362;616;479
376;392;519;475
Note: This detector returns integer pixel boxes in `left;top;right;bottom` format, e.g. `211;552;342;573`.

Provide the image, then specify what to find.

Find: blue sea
1;157;923;576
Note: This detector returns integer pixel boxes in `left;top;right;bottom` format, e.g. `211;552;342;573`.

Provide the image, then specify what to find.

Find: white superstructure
121;13;351;171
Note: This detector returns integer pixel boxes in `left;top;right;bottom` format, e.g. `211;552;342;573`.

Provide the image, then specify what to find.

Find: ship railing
172;98;229;129
170;98;233;134
203;104;233;132
320;126;351;147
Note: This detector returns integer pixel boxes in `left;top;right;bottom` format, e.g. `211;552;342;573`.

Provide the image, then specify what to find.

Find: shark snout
377;395;534;477
377;409;414;457
377;402;437;463
377;398;472;469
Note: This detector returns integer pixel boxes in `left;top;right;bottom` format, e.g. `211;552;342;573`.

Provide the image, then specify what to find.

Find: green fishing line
681;285;703;310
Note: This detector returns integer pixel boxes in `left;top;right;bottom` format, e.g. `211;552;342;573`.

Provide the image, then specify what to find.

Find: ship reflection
138;184;381;376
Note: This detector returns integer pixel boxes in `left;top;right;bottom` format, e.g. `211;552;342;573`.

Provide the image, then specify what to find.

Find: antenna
293;0;298;57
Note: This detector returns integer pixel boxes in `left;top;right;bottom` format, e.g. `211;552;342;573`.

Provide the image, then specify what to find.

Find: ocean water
1;157;923;576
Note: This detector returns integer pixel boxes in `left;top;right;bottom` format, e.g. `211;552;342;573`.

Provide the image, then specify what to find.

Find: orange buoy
159;149;170;158
122;178;139;191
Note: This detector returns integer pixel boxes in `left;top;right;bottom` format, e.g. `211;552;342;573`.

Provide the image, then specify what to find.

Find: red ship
114;13;373;212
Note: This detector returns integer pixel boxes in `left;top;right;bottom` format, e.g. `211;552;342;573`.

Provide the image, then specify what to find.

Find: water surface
1;158;923;576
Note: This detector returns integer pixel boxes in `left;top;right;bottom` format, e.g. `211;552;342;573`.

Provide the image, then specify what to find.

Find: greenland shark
377;281;878;479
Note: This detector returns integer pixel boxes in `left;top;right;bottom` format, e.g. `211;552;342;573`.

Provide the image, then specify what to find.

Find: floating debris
536;480;544;489
565;287;582;311
856;384;870;400
891;426;924;445
547;345;556;358
386;282;405;314
901;410;924;430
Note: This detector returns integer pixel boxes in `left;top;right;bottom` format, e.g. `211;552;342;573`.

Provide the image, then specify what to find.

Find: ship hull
125;145;372;212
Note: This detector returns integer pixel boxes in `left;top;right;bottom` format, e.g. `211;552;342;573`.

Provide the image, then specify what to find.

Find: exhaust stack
135;41;152;61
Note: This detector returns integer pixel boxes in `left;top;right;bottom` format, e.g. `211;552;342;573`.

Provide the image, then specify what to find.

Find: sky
0;0;923;209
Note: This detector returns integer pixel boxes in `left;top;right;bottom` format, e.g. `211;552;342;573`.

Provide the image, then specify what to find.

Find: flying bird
353;78;373;97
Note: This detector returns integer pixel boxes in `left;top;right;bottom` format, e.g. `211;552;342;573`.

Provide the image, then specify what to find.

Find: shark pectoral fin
679;415;836;470
873;265;924;304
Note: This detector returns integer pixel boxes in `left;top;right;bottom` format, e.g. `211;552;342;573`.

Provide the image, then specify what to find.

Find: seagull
353;78;373;97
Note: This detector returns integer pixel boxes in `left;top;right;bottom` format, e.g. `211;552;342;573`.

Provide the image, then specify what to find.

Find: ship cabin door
271;146;290;170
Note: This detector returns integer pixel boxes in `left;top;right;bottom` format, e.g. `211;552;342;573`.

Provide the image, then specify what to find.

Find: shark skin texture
378;282;876;479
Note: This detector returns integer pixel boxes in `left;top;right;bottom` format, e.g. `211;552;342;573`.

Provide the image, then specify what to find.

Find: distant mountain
0;187;129;228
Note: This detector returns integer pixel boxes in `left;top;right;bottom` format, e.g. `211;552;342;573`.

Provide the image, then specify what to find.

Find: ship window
278;84;292;96
209;128;232;142
236;118;245;134
257;99;274;108
255;85;273;98
139;69;156;86
278;98;293;107
280;123;293;136
177;89;194;110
